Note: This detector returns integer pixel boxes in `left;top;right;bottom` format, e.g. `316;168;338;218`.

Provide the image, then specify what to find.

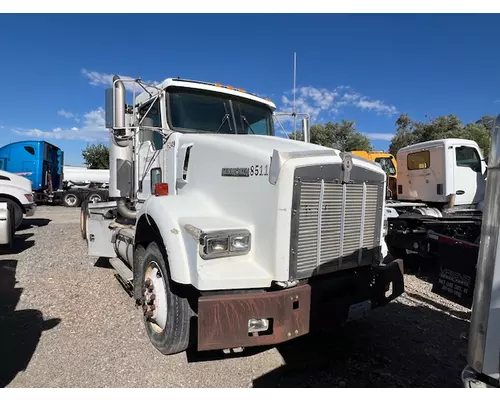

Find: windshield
375;157;396;176
168;88;274;135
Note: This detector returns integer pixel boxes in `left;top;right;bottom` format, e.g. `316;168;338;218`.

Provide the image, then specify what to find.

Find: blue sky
0;13;499;165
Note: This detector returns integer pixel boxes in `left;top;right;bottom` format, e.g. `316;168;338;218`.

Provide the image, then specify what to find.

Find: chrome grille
293;180;382;279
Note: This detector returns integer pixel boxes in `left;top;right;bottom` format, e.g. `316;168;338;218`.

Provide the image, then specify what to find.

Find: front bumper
462;365;499;388
24;202;36;217
197;259;404;352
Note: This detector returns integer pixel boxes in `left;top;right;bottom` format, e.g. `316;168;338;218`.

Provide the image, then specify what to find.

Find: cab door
453;145;485;206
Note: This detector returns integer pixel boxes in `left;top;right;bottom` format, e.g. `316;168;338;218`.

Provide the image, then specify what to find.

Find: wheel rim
66;194;78;206
143;261;168;333
89;194;101;203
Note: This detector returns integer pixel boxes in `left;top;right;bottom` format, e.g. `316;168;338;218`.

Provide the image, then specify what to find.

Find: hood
0;169;33;193
183;133;340;158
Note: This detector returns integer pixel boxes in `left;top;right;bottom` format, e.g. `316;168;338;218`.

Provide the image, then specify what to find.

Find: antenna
293;52;297;137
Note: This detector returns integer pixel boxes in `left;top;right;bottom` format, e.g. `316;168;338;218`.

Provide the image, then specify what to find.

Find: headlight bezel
199;229;251;260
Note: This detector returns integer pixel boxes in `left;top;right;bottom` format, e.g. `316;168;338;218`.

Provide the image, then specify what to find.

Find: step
109;257;133;282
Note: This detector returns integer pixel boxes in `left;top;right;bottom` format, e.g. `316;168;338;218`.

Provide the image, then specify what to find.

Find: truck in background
80;74;404;356
351;151;397;199
384;138;487;307
462;114;500;388
0;169;36;230
0;140;109;207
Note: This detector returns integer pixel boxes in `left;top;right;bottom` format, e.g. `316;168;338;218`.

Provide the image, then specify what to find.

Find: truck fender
134;210;191;286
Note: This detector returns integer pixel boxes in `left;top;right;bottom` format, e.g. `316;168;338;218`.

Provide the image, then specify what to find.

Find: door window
456;146;482;172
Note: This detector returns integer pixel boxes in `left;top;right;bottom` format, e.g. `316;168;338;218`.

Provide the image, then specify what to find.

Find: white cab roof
398;138;479;154
135;78;276;110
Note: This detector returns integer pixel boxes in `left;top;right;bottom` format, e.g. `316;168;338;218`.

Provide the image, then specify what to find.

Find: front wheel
139;242;192;355
0;197;23;230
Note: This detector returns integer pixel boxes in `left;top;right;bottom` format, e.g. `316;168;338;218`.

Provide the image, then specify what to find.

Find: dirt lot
0;206;471;388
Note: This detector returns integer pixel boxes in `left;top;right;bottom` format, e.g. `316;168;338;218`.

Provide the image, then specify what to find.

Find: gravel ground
0;206;471;388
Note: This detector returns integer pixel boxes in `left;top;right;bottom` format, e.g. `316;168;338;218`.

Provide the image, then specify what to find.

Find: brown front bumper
196;259;404;352
197;284;311;352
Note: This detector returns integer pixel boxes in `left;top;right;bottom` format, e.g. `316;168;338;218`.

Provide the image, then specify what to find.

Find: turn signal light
154;183;169;196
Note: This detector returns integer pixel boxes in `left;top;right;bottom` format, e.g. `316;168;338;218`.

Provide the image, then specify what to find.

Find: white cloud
363;133;395;141
355;98;398;115
58;109;74;119
81;68;161;94
275;85;398;135
13;107;108;142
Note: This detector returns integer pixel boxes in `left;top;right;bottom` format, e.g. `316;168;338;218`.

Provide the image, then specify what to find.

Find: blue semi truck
0;140;109;207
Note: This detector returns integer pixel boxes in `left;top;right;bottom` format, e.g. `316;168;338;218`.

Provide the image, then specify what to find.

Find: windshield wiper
215;113;231;134
241;115;257;135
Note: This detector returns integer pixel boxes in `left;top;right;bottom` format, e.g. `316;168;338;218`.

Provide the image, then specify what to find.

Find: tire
0;197;23;230
139;242;192;355
63;192;80;208
80;200;88;240
0;203;15;253
87;192;102;203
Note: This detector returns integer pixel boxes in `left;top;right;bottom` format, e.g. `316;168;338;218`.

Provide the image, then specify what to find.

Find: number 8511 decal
249;165;269;176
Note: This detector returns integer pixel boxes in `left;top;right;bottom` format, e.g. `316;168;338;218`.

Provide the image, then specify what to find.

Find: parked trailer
81;75;405;356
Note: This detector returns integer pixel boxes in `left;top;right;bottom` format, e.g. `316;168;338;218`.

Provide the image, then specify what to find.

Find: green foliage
82;143;109;169
290;120;372;152
389;114;494;157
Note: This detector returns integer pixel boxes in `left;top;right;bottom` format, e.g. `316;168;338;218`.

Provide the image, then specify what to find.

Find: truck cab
0;169;36;229
396;139;486;209
82;75;404;355
351;151;397;198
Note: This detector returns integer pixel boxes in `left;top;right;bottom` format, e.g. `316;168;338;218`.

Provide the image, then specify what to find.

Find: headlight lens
200;230;251;259
230;235;250;252
207;237;229;254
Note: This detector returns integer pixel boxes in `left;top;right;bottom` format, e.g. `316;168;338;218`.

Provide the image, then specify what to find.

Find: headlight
383;218;388;236
199;230;251;260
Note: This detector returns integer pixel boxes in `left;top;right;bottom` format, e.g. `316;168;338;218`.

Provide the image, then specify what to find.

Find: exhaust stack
302;118;310;143
108;75;133;201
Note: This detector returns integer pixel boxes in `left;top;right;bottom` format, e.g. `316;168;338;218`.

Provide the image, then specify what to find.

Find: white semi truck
80;75;404;355
462;114;500;388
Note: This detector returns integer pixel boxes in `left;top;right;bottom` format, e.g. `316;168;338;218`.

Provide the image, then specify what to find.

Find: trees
290;120;373;152
389;114;493;156
82;143;109;169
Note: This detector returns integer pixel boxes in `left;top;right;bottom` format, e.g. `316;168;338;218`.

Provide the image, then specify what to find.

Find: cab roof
398;138;479;154
135;78;276;110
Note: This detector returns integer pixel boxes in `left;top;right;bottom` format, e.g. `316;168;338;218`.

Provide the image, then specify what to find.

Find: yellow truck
351;151;397;198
